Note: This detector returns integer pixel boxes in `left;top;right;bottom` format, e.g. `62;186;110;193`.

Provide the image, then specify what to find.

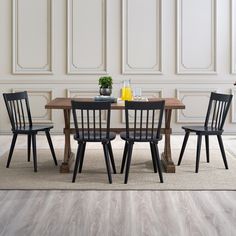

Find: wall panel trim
12;0;53;74
0;79;235;85
12;88;53;123
231;89;236;122
67;0;107;74
176;88;217;123
122;0;162;74
176;0;217;74
231;0;236;74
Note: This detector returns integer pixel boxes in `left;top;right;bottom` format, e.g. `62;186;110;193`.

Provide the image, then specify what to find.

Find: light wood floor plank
0;191;236;236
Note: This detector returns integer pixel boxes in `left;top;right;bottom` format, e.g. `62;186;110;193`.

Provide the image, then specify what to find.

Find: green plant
99;76;113;88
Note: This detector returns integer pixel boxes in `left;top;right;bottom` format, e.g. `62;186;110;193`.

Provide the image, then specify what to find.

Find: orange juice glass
121;80;132;101
121;87;132;101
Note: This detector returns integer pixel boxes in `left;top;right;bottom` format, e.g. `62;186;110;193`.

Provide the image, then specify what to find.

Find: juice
121;87;132;101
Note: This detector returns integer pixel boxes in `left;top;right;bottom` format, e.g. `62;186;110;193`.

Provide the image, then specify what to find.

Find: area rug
0;147;235;190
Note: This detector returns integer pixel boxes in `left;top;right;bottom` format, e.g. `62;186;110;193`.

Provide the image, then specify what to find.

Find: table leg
60;109;75;173
161;109;175;173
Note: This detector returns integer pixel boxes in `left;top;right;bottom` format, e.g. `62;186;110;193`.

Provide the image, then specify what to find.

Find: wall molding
231;0;236;74
176;88;217;123
67;0;107;74
67;88;99;98
12;88;53;123
176;0;217;74
0;79;236;85
12;0;53;74
122;0;162;74
231;89;236;122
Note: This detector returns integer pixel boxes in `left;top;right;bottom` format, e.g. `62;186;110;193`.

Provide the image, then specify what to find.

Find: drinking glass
133;88;142;100
121;80;132;101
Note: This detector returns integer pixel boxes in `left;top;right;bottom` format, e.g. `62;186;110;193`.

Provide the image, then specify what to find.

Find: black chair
178;92;233;173
3;91;58;172
71;101;117;184
120;100;165;184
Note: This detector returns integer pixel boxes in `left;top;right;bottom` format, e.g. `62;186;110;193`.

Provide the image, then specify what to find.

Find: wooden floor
1;136;236;235
0;191;235;236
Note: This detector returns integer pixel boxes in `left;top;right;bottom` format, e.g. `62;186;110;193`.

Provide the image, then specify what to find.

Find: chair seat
74;131;116;142
120;131;162;142
13;125;53;134
182;126;223;135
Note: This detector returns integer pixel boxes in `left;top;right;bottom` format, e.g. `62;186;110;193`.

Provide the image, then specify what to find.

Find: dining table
45;97;185;173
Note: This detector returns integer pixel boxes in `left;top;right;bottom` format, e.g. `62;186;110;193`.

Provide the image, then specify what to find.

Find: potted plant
99;76;113;96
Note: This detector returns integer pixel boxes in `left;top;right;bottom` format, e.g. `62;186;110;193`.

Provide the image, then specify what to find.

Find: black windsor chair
178;92;233;173
71;101;117;184
3;91;57;172
120;100;165;184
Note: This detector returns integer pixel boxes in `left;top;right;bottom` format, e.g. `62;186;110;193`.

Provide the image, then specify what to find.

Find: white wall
0;0;236;134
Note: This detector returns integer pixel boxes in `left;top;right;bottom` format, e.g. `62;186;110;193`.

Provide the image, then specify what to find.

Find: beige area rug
0;146;236;190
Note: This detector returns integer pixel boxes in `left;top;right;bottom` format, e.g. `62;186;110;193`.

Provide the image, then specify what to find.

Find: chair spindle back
71;101;111;140
204;92;233;130
125;101;165;141
3;91;32;130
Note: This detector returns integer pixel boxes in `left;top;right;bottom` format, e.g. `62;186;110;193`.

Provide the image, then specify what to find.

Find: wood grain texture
45;97;185;110
0;191;235;236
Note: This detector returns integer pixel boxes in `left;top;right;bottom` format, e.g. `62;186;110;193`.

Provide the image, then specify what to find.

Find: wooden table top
45;97;185;110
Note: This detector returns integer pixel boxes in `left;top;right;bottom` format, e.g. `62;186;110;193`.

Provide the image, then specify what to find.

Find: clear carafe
121;79;132;101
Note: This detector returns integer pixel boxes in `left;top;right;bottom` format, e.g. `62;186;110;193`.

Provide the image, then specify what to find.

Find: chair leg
6;133;18;168
72;144;83;183
102;143;112;184
32;134;37;172
120;141;128;174
27;134;31;162
178;131;190;166
107;142;117;174
205;135;210;163
124;142;134;184
153;143;164;183
195;134;202;173
150;142;157;173
79;142;86;173
217;135;228;169
45;131;58;166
